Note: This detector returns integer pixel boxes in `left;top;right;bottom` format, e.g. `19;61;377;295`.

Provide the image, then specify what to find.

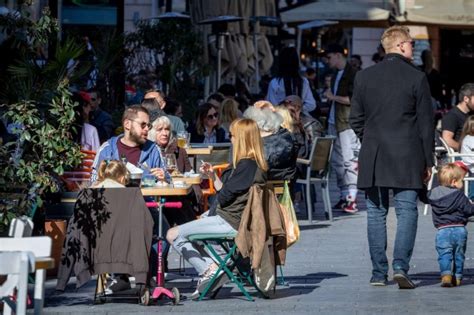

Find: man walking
324;44;360;213
349;26;434;288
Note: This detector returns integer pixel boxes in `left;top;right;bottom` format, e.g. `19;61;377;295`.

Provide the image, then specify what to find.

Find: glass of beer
177;131;189;149
165;154;178;175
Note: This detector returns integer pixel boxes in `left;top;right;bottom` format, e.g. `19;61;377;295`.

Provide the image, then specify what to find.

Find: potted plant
0;4;86;235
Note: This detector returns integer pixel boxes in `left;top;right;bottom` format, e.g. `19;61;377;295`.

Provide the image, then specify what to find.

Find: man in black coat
349;26;434;289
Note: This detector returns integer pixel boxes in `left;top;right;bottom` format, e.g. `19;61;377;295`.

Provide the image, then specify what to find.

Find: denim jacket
90;135;169;183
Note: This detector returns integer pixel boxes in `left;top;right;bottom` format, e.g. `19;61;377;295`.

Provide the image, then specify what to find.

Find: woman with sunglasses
167;118;267;298
188;103;227;143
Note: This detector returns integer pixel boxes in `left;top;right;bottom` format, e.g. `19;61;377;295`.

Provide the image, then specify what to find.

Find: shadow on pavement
411;268;474;287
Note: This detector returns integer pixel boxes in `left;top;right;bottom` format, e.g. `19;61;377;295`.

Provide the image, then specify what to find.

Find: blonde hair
229;118;268;171
97;160;130;185
380;25;411;52
275;106;295;133
438;163;466;187
148;116;172;142
460;115;474;146
219;98;239;125
254;100;275;111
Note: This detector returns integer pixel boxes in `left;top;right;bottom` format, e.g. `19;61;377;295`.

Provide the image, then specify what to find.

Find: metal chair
296;136;336;223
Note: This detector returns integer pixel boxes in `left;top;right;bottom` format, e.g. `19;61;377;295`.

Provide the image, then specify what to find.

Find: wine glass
165;154;178;175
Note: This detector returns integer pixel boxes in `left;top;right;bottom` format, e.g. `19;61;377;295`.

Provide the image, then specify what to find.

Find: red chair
201;163;229;212
61;150;96;191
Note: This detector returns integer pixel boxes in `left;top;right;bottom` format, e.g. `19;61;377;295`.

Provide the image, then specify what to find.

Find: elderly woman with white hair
148;116;202;221
243;105;299;181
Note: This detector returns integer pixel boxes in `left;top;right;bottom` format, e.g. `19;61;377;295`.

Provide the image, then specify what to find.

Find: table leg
34;269;45;315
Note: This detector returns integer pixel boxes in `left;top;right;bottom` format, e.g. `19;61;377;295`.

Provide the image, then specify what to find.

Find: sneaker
441;275;453;287
105;276;131;295
333;199;347;209
343;196;358;214
370;277;388;286
393;270;416;289
192;267;225;299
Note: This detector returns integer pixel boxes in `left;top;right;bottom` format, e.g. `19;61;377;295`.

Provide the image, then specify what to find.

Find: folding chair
296;136;336;222
187;231;260;301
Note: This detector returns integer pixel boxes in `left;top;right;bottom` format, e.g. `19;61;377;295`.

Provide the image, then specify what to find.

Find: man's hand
150;168;166;181
324;89;334;101
423;167;432;184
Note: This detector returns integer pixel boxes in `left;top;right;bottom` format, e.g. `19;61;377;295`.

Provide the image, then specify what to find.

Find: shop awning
398;0;474;26
280;1;391;23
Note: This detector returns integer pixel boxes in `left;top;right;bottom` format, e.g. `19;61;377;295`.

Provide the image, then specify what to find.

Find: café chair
296;136;336;223
201;163;229;212
61;149;96;191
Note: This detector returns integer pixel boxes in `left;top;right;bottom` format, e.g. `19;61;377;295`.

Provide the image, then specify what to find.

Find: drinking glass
141;174;156;187
177;131;189;149
165;154;178;175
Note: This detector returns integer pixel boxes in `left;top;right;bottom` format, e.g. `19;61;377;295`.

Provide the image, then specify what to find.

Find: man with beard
91;104;169;183
90;105;170;293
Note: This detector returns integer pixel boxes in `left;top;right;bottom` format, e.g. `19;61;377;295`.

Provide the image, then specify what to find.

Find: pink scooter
146;199;181;305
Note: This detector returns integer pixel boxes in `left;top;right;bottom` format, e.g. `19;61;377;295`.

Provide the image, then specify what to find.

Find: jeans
435;226;467;279
172;215;236;275
328;124;360;199
366;187;418;280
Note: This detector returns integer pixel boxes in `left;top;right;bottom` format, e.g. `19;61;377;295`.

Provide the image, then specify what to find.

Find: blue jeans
366;187;418;280
435;226;467;279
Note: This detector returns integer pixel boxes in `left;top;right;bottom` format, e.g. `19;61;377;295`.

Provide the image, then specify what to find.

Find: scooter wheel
171;287;180;305
139;287;150;306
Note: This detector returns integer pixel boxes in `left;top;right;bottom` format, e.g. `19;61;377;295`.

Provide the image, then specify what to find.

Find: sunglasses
397;40;415;48
90;98;97;101
130;119;152;129
207;113;219;120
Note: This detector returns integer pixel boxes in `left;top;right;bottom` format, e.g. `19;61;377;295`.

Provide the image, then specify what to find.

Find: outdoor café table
171;174;202;185
185;145;213;170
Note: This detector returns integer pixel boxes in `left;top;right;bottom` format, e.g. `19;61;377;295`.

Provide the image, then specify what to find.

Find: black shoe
333;199;347;209
105;276;131;294
370;277;388;286
393;270;416;289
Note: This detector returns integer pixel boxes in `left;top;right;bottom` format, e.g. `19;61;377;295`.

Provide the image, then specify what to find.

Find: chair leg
304;182;312;223
423;168;436;216
323;181;333;221
34;269;46;315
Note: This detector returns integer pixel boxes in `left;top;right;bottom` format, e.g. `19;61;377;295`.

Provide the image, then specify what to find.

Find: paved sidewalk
39;183;474;314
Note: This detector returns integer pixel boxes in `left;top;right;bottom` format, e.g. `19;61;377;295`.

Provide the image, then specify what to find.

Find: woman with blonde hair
166;118;267;297
219;98;240;138
275;106;295;133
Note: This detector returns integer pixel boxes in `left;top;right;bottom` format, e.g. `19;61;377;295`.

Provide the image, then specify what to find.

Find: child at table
427;162;474;287
92;160;129;188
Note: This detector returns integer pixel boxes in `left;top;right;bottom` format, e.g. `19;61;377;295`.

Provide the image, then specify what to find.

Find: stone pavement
39;181;474;314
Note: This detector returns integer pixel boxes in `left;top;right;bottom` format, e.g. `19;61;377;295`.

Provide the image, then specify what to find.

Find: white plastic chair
8;216;34;238
296;136;336;223
0;251;35;315
0;236;52;315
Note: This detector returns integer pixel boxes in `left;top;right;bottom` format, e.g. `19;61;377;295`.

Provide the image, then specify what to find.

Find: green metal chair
188;231;261;301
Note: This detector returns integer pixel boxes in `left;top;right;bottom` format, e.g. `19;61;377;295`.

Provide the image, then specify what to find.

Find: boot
441;275;453;287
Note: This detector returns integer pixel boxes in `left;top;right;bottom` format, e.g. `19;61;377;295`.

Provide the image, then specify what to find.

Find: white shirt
81;123;100;152
266;77;316;114
461;135;474;173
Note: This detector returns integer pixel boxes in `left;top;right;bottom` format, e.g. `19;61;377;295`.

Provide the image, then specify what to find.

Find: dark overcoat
349;53;434;189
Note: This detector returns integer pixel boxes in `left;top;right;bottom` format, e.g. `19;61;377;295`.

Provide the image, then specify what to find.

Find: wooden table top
186;146;213;155
172;175;202;185
141;185;192;196
36;257;55;270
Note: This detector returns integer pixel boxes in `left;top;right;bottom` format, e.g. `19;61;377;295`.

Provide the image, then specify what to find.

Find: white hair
147;115;172;142
243;106;283;133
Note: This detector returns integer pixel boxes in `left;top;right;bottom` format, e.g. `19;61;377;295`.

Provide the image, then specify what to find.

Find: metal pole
216;33;225;91
253;20;260;94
